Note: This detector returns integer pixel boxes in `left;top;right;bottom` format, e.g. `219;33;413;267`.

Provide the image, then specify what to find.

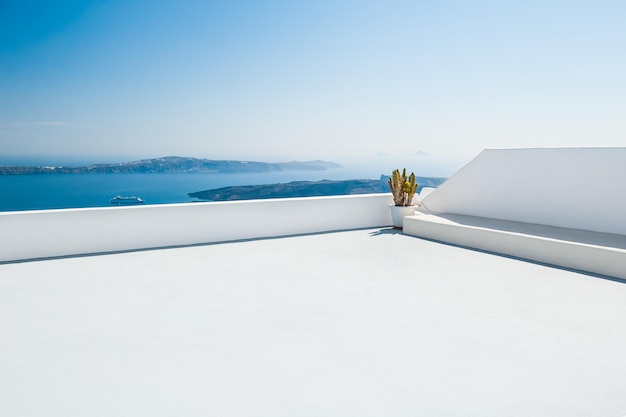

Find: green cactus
388;168;418;206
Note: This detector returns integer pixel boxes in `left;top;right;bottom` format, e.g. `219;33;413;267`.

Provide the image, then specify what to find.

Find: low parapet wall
0;194;393;262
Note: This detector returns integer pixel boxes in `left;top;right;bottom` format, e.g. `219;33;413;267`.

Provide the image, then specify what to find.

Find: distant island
189;175;447;201
0;156;342;175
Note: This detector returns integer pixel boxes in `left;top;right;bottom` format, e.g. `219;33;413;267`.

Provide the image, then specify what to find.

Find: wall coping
0;193;394;262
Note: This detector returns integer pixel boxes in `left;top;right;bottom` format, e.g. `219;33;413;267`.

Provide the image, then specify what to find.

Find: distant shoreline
189;176;447;201
0;156;342;175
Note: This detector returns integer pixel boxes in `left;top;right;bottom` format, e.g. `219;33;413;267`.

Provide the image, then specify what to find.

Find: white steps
404;212;626;280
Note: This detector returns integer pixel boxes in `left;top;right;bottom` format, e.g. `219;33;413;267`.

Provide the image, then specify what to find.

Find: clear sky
1;0;625;175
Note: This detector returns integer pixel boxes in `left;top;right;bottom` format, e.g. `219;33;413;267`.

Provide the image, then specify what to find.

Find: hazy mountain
189;176;447;201
0;156;342;175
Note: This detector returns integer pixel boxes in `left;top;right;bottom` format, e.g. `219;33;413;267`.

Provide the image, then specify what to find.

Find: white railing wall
0;194;393;262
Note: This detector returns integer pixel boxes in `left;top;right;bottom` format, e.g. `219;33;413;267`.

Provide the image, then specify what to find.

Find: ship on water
110;196;144;205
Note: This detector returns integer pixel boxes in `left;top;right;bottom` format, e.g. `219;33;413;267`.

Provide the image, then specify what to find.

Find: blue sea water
0;168;377;212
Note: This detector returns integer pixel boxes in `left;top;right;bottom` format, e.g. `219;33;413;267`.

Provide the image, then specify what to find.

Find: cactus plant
388;168;418;206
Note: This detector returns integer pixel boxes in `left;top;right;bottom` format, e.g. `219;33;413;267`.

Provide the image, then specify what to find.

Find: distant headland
189;176;447;201
0;156;342;175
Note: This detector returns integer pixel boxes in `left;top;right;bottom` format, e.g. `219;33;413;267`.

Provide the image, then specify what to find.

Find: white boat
110;196;144;205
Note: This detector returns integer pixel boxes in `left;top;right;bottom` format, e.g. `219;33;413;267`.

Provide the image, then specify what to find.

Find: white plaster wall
421;148;626;235
0;194;393;262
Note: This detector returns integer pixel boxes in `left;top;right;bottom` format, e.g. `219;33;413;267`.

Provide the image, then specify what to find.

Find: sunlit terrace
1;148;625;416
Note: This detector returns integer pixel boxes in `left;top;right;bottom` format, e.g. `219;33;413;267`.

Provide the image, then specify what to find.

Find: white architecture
419;147;626;235
2;228;626;417
0;194;392;262
2;148;626;416
405;148;626;279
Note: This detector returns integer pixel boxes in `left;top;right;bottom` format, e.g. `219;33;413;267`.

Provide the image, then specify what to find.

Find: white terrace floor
1;228;626;417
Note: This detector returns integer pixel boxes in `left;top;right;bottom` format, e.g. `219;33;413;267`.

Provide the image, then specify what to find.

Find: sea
0;168;381;212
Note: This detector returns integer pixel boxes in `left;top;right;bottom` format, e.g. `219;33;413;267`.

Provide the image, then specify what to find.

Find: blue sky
1;0;625;174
